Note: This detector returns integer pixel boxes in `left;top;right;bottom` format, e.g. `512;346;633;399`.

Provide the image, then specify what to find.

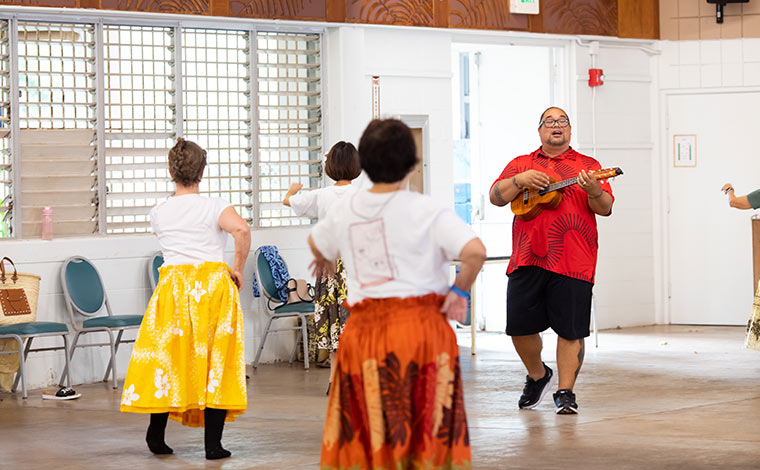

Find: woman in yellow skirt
309;119;487;469
121;139;251;459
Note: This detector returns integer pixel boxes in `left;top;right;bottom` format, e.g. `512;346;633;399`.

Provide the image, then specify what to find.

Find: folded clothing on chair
251;245;291;302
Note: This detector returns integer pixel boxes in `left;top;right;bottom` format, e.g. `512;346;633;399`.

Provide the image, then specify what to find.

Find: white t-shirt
288;184;355;220
150;194;231;266
310;189;477;305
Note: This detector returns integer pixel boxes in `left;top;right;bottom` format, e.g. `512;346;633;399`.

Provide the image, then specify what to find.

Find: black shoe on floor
205;446;232;460
518;363;556;409
553;389;579;414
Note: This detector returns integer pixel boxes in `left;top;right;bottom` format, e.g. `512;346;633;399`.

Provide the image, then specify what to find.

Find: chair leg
61;334;71;388
12;336;33;394
8;335;26;399
253;316;273;369
103;329;124;382
290;329;301;365
301;315;309;370
60;331;82;386
104;329;119;389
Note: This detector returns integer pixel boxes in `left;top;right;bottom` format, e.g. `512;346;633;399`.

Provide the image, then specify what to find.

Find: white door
454;43;565;331
667;92;760;325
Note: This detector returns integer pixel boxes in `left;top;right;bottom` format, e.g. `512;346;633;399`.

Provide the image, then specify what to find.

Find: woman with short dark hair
121;138;251;460
283;141;361;387
310;119;486;469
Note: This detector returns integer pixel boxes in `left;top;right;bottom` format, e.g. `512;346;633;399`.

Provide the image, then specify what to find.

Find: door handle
477;194;485;221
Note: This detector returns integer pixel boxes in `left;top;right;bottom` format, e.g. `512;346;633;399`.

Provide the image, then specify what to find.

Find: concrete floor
1;325;758;469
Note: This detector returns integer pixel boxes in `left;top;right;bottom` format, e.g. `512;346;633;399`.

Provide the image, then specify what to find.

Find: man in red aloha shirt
489;107;614;415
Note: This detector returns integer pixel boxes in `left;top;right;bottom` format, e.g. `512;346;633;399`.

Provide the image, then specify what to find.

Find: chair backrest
149;252;163;291
61;256;107;319
256;249;284;304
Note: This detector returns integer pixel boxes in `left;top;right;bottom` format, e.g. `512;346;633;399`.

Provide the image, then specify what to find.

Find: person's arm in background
721;183;758;210
219;206;251;289
307;234;335;278
283;183;303;207
440;238;487;323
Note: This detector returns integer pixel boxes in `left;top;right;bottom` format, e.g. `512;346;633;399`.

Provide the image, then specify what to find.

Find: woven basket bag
0;257;40;326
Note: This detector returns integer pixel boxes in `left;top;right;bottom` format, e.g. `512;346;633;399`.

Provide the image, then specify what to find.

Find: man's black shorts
506;266;592;340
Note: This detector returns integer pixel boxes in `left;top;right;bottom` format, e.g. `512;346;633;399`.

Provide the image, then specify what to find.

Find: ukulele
510;167;623;221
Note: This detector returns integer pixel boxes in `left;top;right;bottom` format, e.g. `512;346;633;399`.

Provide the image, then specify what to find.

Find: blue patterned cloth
251;245;290;303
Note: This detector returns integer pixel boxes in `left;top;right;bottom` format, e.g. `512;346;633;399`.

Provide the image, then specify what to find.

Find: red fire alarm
588;68;604;87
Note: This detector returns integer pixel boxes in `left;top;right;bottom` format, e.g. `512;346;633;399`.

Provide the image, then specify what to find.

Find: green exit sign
510;0;539;15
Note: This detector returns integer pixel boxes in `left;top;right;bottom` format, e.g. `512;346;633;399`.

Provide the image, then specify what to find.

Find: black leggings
148;407;227;450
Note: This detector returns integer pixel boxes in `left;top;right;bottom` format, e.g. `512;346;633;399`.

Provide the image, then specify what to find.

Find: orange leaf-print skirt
320;293;471;470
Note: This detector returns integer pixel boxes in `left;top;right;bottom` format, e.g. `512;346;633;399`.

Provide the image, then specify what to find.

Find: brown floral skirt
746;281;760;351
314;258;349;353
320;294;471;470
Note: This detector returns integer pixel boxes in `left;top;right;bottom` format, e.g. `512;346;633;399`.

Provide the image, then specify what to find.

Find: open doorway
452;42;567;332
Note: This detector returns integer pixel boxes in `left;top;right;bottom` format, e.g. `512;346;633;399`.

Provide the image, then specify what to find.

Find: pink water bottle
41;207;53;240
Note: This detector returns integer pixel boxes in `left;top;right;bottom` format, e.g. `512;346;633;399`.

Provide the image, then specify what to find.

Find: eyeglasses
540;118;570;128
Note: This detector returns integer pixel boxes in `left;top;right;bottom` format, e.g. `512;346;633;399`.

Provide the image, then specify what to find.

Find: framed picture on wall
673;134;697;168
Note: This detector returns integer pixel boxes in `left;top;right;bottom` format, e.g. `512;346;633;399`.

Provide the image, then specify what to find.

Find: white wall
327;26;455;205
658;38;760;90
572;41;659;329
657;38;760;324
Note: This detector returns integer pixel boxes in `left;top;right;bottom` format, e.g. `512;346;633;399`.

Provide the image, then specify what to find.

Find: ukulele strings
521;171;615;201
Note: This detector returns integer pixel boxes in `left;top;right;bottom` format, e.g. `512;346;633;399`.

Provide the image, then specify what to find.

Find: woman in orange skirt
309;119;487;469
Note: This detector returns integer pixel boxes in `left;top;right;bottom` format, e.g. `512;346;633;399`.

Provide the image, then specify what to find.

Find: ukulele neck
539;176;578;195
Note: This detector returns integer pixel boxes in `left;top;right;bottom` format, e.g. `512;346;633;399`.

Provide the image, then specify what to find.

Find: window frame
0;9;327;238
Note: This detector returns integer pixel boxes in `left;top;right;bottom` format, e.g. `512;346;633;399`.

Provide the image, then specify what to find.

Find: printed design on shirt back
348;219;395;288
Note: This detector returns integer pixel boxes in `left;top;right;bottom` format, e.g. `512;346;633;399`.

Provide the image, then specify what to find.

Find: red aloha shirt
492;147;614;284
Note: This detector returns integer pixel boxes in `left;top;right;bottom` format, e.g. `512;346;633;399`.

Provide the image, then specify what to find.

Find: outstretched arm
721;183;752;210
283;182;303;207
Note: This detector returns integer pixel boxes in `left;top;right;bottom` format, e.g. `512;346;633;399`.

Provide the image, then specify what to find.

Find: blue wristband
450;285;470;299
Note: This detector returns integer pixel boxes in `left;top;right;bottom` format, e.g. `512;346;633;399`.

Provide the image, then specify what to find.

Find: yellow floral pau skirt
120;262;247;427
